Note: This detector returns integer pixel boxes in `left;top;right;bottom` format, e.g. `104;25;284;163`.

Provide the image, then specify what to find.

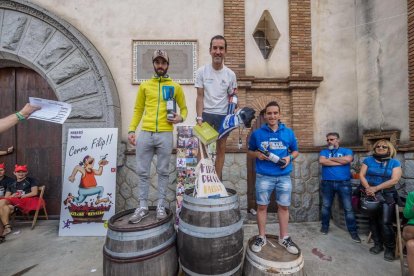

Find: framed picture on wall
132;40;198;84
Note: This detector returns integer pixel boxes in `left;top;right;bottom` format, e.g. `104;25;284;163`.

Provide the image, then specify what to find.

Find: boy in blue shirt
319;132;361;243
248;101;299;255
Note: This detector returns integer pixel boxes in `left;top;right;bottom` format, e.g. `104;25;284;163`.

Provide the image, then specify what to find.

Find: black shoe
350;233;361;243
369;244;384;255
320;227;328;235
384;248;395;262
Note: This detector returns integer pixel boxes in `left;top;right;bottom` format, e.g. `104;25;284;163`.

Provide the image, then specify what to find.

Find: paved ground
0;219;403;276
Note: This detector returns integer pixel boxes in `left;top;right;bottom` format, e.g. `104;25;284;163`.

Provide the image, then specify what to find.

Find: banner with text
59;128;118;236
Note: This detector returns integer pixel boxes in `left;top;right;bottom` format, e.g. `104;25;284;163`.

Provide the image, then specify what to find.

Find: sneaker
384;248;395;262
320;227;328;235
279;236;299;255
156;207;167;220
128;207;149;224
251;236;267;253
369;244;384;255
350;233;361;243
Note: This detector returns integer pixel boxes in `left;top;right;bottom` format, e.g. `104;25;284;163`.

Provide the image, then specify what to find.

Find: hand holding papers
29;97;72;124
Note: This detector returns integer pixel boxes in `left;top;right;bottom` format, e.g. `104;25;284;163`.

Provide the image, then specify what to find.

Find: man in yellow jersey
128;50;188;223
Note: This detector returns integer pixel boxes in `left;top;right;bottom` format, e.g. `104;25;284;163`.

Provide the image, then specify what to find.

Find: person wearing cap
0;163;14;197
128;49;188;224
0;103;41;133
0;165;39;236
195;35;237;179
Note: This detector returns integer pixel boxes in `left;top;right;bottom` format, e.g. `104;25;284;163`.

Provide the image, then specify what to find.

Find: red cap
0;163;5;169
14;164;28;172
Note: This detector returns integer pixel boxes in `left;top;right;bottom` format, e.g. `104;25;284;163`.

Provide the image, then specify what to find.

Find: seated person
0;163;14;197
0;164;38;236
403;191;414;275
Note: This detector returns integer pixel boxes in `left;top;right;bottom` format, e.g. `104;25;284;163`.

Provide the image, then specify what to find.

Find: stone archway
0;0;121;137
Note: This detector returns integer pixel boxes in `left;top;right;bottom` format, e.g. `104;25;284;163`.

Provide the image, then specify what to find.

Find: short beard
154;66;168;77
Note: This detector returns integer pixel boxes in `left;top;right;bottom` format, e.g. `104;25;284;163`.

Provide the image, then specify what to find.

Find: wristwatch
196;116;203;122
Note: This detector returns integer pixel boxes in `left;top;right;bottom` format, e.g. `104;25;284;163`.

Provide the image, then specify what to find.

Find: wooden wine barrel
332;197;370;235
103;207;178;276
243;235;304;276
178;189;244;276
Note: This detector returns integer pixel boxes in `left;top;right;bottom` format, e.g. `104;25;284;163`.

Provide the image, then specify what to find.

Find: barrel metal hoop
245;247;304;273
107;221;172;241
183;193;238;206
103;232;176;258
178;218;243;238
181;262;242;276
182;201;239;212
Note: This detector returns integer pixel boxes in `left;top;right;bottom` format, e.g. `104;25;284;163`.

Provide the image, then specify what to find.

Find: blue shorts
202;112;226;132
255;174;292;206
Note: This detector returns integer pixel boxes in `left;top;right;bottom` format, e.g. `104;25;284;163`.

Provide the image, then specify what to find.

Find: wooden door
0;67;62;216
247;114;278;213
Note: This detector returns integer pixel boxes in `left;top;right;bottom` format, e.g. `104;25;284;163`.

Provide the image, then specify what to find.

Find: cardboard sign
59;128;118;236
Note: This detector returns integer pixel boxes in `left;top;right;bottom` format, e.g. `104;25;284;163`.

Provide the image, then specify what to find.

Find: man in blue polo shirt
248;101;299;255
319;132;361;243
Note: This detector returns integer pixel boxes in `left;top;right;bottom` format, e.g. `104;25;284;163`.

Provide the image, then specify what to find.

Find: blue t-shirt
363;156;401;186
320;147;353;181
248;123;298;176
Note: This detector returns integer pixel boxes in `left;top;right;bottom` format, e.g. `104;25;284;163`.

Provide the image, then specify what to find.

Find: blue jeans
321;180;357;234
256;174;292;206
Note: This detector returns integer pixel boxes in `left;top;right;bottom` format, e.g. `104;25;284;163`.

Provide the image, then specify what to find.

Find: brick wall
408;0;414;142
223;0;245;77
291;89;315;146
223;0;321;150
288;0;315;146
289;0;312;77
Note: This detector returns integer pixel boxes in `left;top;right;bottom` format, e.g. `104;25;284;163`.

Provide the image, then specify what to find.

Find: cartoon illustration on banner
59;128;117;236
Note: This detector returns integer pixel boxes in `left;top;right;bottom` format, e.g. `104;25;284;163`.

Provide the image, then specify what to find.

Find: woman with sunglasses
360;139;402;261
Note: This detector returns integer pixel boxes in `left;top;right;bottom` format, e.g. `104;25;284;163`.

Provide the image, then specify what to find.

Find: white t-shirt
195;64;237;115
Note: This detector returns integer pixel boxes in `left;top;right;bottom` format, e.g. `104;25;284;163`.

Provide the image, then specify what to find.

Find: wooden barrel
332;197;370;235
178;188;244;276
103;207;178;276
243;235;305;276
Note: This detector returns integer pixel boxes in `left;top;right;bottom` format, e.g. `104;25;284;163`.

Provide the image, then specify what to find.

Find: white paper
29;97;72;124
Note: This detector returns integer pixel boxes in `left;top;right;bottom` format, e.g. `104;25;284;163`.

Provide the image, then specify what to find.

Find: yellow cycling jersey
128;75;188;133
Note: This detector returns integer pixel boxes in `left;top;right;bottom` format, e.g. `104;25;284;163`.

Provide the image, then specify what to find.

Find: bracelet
289;154;294;161
196;116;203;122
15;112;25;121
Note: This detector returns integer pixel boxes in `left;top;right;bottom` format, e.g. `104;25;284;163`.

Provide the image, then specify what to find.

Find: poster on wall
59;128;118;236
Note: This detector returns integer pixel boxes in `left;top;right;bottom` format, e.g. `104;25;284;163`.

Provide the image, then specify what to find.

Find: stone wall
116;151;322;223
116;150;414;222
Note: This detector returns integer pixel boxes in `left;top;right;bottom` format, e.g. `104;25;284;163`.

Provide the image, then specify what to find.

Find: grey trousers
135;131;173;208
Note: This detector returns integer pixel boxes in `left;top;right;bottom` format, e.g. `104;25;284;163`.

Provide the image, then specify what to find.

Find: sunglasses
326;138;336;142
375;145;389;149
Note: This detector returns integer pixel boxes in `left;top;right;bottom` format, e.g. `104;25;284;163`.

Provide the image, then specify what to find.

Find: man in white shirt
195;35;237;179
